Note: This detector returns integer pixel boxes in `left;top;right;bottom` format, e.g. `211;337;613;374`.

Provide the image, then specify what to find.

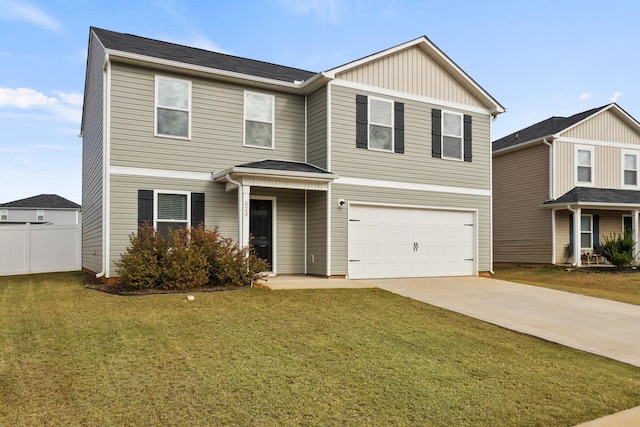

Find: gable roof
91;27;316;84
0;194;81;209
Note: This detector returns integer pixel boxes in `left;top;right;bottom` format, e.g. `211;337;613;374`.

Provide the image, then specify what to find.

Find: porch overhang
212;159;337;191
543;187;640;210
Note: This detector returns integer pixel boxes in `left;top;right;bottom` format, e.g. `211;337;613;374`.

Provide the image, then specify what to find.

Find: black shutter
463;114;472;162
191;192;205;228
394;102;404;154
593;215;599;248
432;109;442;158
356;95;368;149
138;190;153;228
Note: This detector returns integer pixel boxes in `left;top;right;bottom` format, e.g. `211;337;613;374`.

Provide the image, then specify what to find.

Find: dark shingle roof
493;105;610;151
544;187;640;206
0;194;81;209
92;27;316;83
236;159;332;174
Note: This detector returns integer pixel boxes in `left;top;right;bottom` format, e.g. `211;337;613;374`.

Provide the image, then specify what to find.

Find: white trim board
334;176;491;197
110;166;212;181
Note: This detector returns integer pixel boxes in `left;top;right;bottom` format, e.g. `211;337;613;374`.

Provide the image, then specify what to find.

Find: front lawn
1;272;639;426
493;265;640;305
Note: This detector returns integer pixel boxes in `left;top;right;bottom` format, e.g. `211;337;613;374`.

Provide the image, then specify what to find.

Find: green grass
493;265;640;305
1;272;639;426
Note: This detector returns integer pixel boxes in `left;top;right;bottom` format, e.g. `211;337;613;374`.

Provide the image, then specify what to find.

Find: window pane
625;154;636;170
246;93;272;122
246;121;273;147
157;109;188;137
158;193;187;220
578;150;591;166
369;124;392;150
443;113;461;136
442;136;462;159
581;215;591;232
157;221;186;239
370;99;392;126
158;80;188;109
625;170;637;186
581;232;591;248
577;166;591;183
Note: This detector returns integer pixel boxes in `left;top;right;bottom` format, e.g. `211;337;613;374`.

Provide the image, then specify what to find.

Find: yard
1;272;639;426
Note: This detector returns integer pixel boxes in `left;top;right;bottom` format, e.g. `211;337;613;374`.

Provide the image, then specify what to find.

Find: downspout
543;138;554;264
225;173;244;246
542;138;553;200
96;54;110;278
567;204;578;266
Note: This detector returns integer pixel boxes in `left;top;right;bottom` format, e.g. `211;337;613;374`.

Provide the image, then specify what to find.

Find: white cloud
610;90;623;103
55;91;83;107
0;0;62;32
0;87;82;122
579;92;592;100
279;0;343;22
0;87;58;108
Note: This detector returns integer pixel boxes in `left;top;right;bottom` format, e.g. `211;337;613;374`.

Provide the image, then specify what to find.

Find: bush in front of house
116;224;269;290
601;232;636;268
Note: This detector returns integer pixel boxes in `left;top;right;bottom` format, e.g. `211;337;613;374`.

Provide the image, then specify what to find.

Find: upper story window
37;210;44;221
154;191;190;238
575;145;593;186
368;97;394;151
623;151;638;187
0;209;7;221
155;76;191;139
244;91;274;149
442;111;463;160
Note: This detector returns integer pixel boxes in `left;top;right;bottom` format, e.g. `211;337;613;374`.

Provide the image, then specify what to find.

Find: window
244;91;274;148
575;146;593;185
623;215;632;237
623;151;638;187
155;76;191;138
37;210;44;221
442;111;463;160
581;214;593;249
154;191;190;238
368;97;393;151
0;209;7;221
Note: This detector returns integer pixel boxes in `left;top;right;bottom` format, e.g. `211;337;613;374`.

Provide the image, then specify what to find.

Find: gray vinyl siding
1;209;79;225
330;183;491;275
109;63;306;173
306;87;327;169
108;175;237;276
306;190;327;276
330;84;491;190
81;32;106;274
251;188;305;274
493;144;552;263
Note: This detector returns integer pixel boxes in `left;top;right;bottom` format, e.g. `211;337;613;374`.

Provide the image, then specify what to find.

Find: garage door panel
348;205;475;279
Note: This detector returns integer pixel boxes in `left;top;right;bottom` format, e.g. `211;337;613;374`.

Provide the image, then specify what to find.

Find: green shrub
116;224;268;290
601;232;636;268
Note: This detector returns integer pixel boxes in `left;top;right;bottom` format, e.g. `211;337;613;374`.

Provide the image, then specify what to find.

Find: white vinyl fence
0;223;81;276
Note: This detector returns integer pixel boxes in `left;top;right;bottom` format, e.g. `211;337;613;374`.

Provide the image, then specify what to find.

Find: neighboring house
81;27;504;279
0;194;81;225
493;103;640;266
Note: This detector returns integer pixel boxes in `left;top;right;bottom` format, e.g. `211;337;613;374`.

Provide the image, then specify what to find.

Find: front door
250;199;273;269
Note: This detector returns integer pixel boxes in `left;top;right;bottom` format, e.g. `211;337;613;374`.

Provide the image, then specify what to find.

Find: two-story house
493;103;640;266
81;27;504;279
0;194;81;225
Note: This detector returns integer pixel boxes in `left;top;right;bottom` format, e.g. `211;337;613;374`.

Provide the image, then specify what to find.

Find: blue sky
0;0;638;204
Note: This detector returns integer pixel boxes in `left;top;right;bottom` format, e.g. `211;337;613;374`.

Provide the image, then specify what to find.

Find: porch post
574;208;581;267
241;185;251;248
633;210;639;263
551;209;556;264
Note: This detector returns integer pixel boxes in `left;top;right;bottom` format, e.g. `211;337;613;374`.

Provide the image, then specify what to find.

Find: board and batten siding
306;87;327;169
335;45;485;109
330;85;491;190
251;188;305;275
306;191;327;276
108;63;306;174
81;32;107;274
493;144;552;263
563;109;640;145
330;183;491;275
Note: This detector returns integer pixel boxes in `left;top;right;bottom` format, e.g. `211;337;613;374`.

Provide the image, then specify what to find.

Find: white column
574;208;581;267
551;209;556;264
633;210;639;262
241;185;251;248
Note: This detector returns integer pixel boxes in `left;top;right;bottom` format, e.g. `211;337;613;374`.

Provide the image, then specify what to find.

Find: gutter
542;137;555;200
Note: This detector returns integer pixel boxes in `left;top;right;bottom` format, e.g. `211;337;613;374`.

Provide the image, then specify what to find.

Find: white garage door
348;205;475;279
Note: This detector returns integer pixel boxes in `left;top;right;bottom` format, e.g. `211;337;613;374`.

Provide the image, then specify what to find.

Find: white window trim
581;214;593;250
250;195;277;275
367;96;394;153
575;145;594;186
0;209;7;221
153;190;191;232
37;209;44;221
441;110;464;162
243;91;275;149
621;149;639;188
154;75;192;140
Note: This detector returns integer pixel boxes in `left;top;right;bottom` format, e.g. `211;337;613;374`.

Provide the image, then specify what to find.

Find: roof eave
213;167;338;182
493;134;558;155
